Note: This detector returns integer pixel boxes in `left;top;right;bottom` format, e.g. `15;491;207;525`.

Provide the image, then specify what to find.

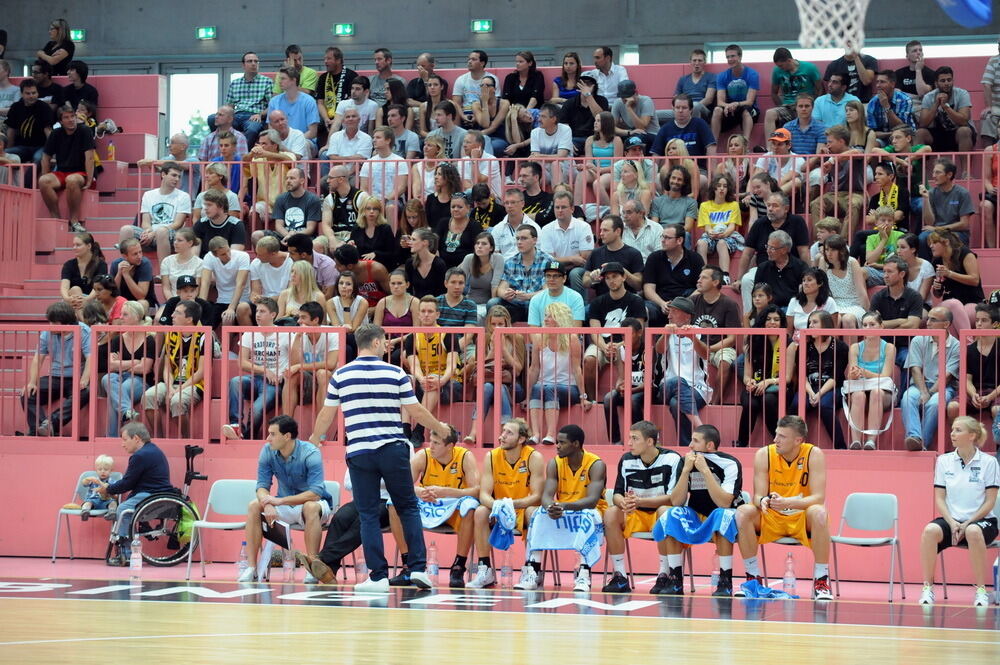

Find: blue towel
738;578;799;599
526;509;604;568
387;495;480;529
488;498;517;550
653;506;738;544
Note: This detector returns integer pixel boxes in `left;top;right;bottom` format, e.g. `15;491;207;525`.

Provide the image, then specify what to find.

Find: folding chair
830;492;905;602
51;470;122;562
939;494;1000;601
184;479;258;580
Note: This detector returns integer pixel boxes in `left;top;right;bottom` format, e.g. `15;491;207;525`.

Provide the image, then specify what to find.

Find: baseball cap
668;296;696;315
543;260;568;275
624;135;645;151
176;275;198;290
601;262;625;276
769;128;792;143
580;74;598;88
617;80;637;98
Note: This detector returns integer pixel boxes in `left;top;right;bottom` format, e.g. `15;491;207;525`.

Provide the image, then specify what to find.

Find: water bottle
993;556;998;604
500;549;513;588
710;553;720;588
355;551;368;580
782;552;796;595
129;536;143;581
107;141;116;162
236;541;249;577
282;548;294;582
427;541;439;583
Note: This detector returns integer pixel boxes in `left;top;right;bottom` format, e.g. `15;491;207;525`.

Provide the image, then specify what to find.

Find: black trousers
22;375;76;435
318;499;390;571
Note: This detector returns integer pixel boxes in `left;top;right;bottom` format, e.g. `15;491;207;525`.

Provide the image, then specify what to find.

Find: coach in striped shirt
310;323;452;592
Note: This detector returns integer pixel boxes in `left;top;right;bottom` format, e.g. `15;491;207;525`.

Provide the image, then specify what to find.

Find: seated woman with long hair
786;267;840;339
735;306;789;447
928;228;982;335
325;270;369;331
278;260;327;319
352;195;397;269
410;135;446;200
787;310;849;449
61;231;106;318
464;304;527;445
91;275;128;324
459;232;504;323
844;311;896;450
574;111;622;209
100;301;155;437
525;302;592;445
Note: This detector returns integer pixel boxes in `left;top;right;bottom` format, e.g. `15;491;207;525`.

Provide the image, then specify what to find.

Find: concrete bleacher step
96;134;158;164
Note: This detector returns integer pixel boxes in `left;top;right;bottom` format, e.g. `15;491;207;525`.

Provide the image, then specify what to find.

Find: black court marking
0;578;997;630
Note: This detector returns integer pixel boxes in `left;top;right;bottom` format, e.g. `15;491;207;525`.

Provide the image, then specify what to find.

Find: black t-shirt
932;247;984;304
406;75;447;103
804;339;849;391
894;66;937;97
193;217;247;257
43;39;75;76
867;191;912;232
588;292;647;338
7;100;55;147
824;55;879;102
424;194;452;229
108;334;157;384
43;125;96;173
754;257;807;308
559;93;610;137
272;190;322;233
434;219;480;269
471;200;506;230
691;292;742;347
314;69;358;105
405;256;448;298
968;341;1000;395
643;249;704;301
350;223;397;269
744;215;810;264
60;257;107;295
870;286;924;349
672;450;744;516
62;83;99;110
523;191;554;223
585;244;645;297
36;81;64;107
613;448;683;511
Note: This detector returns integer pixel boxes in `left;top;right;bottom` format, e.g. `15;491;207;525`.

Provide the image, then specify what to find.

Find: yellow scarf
877;183;899;211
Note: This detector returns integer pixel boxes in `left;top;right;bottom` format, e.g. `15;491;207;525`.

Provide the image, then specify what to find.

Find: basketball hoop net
794;0;871;49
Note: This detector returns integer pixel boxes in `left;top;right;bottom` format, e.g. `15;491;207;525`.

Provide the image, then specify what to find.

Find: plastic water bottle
782;552;796;595
993;556;998;604
129;536;143;581
427;541;439;583
282;548;294;582
355;551;368;580
710;553;720;588
107;141;116;162
500;549;513;588
236;541;249;577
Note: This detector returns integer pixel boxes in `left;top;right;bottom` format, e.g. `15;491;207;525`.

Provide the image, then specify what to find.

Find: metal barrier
0;183;36;289
0;163;35;189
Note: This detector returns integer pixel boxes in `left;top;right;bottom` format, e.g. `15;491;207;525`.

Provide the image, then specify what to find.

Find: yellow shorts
444;512;465;532
623;509;658;538
759;509;810;547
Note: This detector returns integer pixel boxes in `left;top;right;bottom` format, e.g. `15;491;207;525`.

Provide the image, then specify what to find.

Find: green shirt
865;229;905;264
772;61;821;105
273;66;319;94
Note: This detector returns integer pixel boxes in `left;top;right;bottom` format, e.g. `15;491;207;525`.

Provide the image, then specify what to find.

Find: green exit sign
196;26;217;40
333;23;355;37
471;19;493;33
69;29;86;43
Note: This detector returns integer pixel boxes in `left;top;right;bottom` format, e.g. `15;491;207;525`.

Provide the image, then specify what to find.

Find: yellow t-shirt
490;445;535;501
697;200;741;235
420;446;469;489
555;451;608;512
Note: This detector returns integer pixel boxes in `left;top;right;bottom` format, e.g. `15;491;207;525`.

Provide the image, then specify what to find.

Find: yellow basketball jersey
420;445;468;489
767;443;814;516
414;332;451;376
555;451;608;512
490;445;535;501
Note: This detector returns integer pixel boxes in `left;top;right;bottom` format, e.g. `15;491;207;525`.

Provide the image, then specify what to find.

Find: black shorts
930;516;998;552
928;124;976;152
719;105;759;133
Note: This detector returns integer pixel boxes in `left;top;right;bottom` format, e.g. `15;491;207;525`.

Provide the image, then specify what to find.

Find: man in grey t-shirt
427;101;469;159
368;48;405;107
651;165;697;242
611;80;659;147
256;167;322;246
917;157;974;256
916;66;975;153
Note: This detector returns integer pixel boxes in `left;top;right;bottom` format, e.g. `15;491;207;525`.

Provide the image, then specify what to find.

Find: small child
863;206;905;286
810;217;842;266
80;454;119;521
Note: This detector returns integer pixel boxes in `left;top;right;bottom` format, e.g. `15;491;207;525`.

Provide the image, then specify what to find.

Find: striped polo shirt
324;355;418;458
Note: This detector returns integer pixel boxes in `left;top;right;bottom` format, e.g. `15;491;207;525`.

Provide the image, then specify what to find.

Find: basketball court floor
1;558;996;664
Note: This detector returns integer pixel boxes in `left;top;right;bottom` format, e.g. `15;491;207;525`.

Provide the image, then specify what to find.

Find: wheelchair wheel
129;493;200;566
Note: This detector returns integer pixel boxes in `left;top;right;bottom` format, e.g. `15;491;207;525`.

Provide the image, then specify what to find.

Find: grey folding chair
185;479;258;580
830;492;905;602
51;470;122;562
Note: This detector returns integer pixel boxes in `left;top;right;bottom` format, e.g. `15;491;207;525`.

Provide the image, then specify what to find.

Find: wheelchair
106;444;208;566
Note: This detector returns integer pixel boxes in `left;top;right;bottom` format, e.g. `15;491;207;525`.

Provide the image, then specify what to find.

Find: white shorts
274;500;333;528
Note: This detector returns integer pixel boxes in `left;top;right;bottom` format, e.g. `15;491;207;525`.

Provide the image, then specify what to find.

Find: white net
794;0;872;49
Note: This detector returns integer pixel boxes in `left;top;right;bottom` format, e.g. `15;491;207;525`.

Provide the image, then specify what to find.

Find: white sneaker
221;424;241;440
304;571;318;584
974;586;989;607
409;571;433;589
573;566;591;593
466;564;497;589
355;576;390;592
236;567;256;583
919;584;935;605
513;565;539;590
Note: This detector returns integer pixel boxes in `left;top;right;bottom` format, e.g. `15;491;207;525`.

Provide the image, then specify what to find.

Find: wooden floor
2;594;998;665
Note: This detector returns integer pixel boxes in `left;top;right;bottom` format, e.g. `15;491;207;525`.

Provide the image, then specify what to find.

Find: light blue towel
526;509;604;568
653;506;738;544
488;498;517;551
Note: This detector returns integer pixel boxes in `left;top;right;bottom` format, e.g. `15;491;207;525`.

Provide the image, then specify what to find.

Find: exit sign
333;23;355;37
69;29;86;43
196;26;217;40
471;19;493;33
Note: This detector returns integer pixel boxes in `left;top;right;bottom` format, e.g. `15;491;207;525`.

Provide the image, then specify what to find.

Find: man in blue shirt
85;422;173;561
812;73;859;127
669;49;717;122
711;44;760;140
238;415;334;582
651;94;717;159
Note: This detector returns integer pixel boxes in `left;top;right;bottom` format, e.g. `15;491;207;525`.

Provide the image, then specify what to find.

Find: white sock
667;554;683;569
659;555;671;575
718;555;733;572
611;554;627;575
528;551;541;563
744;556;760;576
814;563;829;579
